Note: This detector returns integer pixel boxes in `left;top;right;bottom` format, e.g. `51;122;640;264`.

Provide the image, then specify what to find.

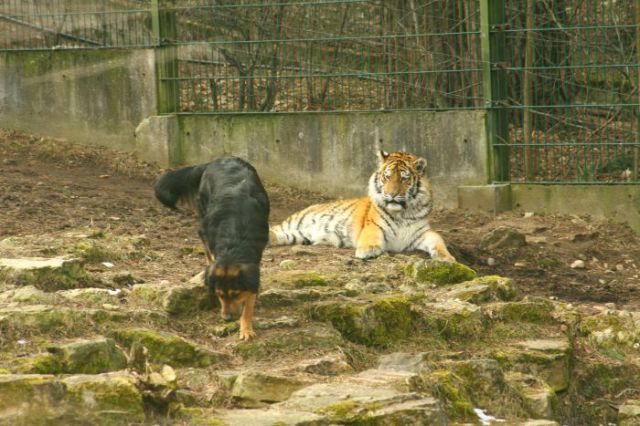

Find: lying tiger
270;150;455;262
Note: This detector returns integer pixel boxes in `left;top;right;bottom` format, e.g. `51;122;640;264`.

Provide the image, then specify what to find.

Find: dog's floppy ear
204;264;217;290
238;263;260;292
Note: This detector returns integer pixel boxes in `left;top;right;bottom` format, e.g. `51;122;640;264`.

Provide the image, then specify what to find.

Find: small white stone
523;212;534;218
570;260;585;269
102;262;114;268
161;365;177;382
616;264;624;271
487;258;496;266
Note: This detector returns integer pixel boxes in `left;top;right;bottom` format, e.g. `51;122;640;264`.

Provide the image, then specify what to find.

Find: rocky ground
1;129;640;425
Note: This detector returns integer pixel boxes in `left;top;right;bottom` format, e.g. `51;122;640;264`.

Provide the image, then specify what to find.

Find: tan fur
270;151;455;262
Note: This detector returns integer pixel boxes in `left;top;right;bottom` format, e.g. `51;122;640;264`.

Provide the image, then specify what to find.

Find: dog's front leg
239;292;256;341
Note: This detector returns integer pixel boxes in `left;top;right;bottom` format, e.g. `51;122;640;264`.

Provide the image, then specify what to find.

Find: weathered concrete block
458;183;512;214
134;115;177;167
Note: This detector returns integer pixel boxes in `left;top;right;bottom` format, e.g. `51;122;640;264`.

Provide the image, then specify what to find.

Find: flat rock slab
0;372;144;424
279;382;446;425
0;257;79;271
514;338;571;353
231;372;308;406
212;408;325;426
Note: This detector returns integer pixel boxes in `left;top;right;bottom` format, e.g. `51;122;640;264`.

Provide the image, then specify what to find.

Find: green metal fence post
152;0;179;114
480;0;509;182
635;0;640;180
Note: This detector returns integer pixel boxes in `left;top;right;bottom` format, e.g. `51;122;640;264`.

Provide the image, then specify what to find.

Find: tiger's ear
377;150;389;164
413;157;427;175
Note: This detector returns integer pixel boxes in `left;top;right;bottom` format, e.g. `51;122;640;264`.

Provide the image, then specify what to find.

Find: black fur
154;157;270;296
154;164;207;210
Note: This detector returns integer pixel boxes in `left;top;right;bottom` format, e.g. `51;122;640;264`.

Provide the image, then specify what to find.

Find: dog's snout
222;313;235;322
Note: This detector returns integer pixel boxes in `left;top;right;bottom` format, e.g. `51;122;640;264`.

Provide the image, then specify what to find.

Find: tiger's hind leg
415;229;455;262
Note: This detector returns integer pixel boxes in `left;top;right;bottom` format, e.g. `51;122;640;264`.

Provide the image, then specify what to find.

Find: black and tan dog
154;157;270;340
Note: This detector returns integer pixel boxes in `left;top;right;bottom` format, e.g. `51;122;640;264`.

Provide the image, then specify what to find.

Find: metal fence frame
0;0;638;185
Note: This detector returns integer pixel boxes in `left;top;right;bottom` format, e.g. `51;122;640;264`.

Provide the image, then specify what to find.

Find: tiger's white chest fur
371;202;433;252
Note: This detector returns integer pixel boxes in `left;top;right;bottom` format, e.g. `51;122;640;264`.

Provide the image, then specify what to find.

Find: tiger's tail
269;211;311;246
154;164;207;212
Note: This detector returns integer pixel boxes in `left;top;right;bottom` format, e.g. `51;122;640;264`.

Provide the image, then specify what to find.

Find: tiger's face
370;151;428;212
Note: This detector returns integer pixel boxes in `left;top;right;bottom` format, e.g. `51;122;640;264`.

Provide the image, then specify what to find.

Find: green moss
0;374;66;418
163;284;216;316
309;296;414;347
405;260;476;286
13;353;64;374
51;338;128;374
13;262;91;291
421;370;475;421
234;325;343;359
273;271;333;289
73;241;116;263
419;301;487;341
317;400;360;417
112;328;228;368
63;373;145;425
491;300;555;324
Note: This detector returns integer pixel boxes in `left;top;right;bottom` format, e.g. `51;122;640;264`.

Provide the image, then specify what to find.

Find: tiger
269;150;455;262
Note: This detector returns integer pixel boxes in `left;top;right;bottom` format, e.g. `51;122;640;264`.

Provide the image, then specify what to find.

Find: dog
154;157;270;340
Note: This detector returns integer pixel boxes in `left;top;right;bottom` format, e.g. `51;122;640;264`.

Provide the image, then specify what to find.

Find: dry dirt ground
2;128;639;312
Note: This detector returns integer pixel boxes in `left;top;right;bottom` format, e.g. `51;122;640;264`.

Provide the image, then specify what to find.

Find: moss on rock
231;372;307;405
0;257;90;291
63;372;145;425
418;299;487;340
420;370;476;421
405;260;476;286
309;296;415;347
234;325;343;359
111;327;229;368
269;270;335;289
485;299;556;324
47;337;128;374
0;374;67;422
441;275;518;304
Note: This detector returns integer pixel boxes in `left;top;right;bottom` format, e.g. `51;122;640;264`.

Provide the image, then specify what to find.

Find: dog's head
205;262;259;321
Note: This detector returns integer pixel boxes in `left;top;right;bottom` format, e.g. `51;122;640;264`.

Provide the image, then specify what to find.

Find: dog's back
198;157;270;265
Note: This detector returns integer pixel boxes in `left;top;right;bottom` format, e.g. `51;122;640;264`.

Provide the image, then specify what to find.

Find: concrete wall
135;111;489;207
511;184;640;232
0;49;156;152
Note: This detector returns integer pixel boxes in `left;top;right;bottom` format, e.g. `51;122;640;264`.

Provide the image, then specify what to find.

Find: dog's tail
154;164;207;211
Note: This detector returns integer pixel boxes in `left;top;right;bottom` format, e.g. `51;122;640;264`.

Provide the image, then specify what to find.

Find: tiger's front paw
437;253;456;263
355;245;383;260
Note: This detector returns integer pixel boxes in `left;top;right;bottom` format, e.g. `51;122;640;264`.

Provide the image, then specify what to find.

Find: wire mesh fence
0;0;155;50
499;0;639;184
165;1;483;113
0;0;638;184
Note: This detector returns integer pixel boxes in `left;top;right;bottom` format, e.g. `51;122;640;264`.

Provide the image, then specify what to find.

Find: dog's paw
355;245;383;260
239;327;256;341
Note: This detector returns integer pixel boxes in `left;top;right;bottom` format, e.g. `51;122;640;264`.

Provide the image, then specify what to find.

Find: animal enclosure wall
0;49;156;152
135;111;489;208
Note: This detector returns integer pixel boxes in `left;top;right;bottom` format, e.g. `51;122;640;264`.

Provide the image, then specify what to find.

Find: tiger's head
369;150;433;214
